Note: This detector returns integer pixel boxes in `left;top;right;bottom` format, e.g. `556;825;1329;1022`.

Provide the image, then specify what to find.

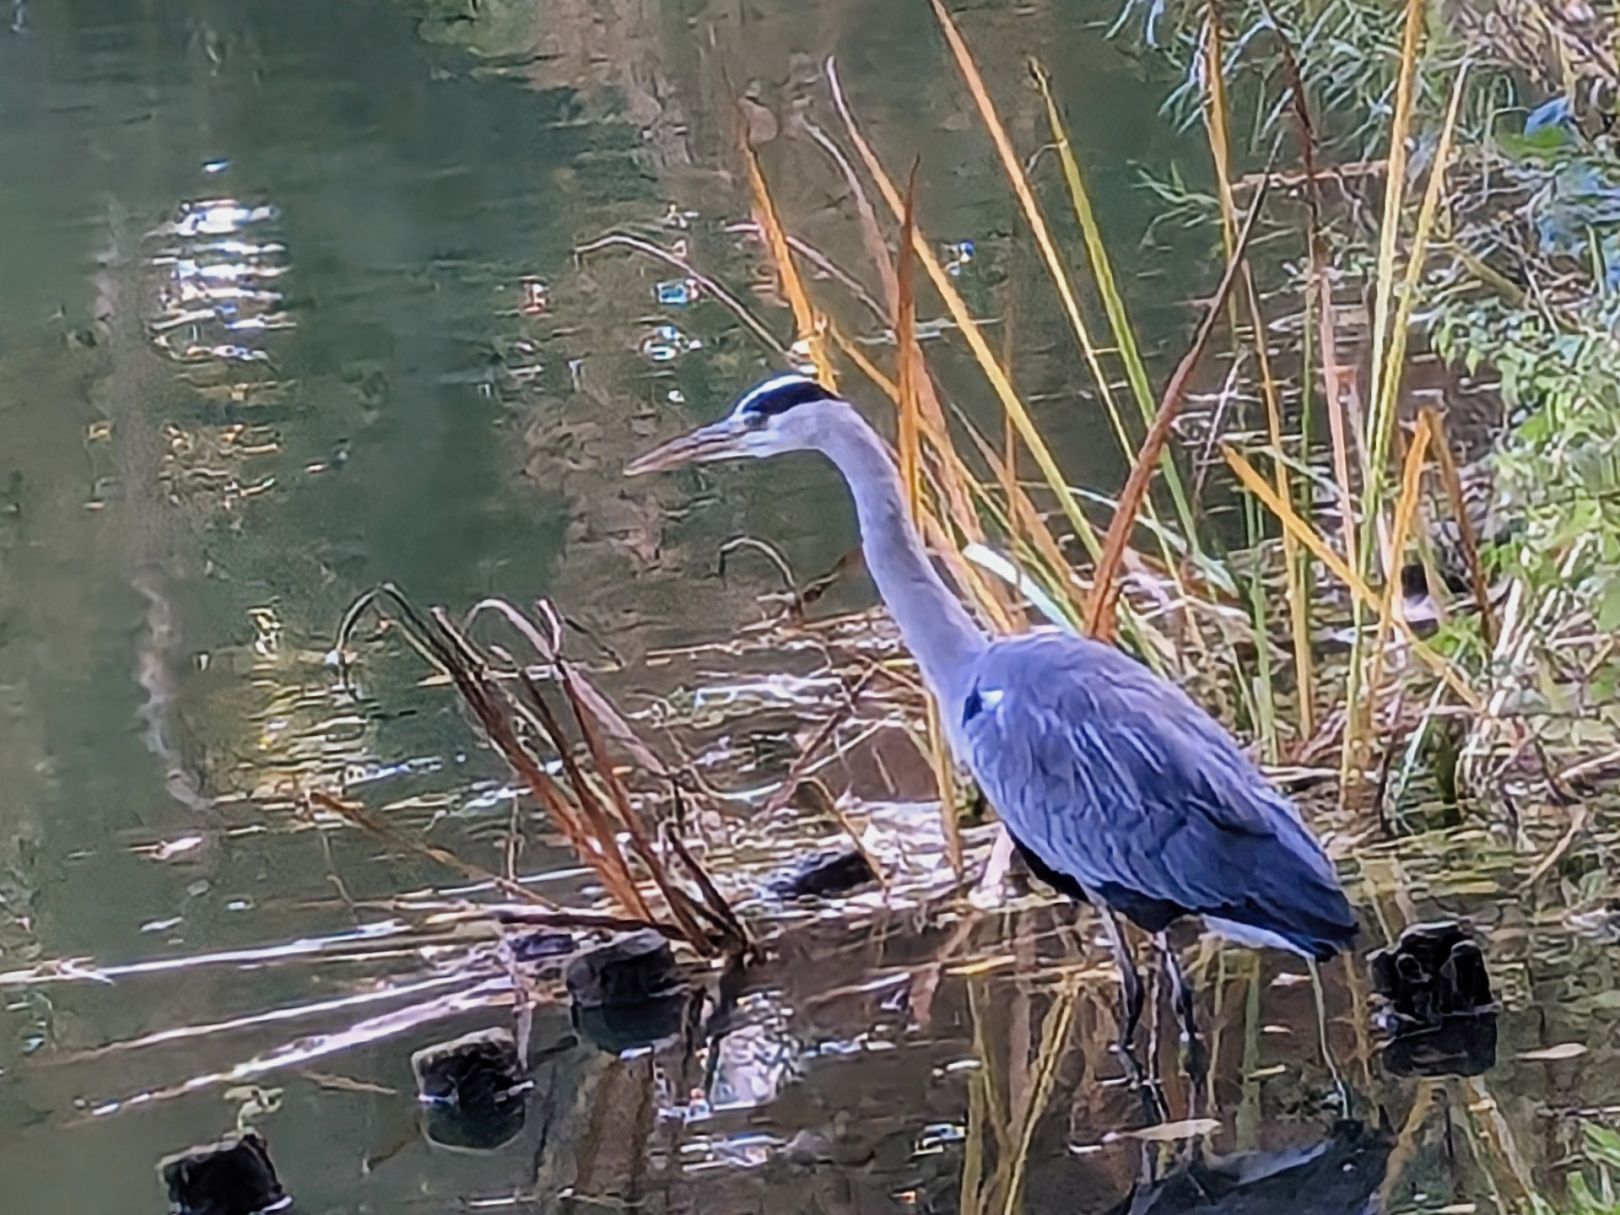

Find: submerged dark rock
1369;920;1495;1028
159;1131;289;1215
411;1027;529;1151
765;848;877;899
566;929;683;1008
567;930;690;1054
1369;920;1498;1077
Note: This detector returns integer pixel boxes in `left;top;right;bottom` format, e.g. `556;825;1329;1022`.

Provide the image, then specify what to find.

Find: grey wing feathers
960;633;1355;958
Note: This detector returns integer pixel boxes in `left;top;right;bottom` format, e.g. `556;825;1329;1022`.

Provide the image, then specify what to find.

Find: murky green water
1;2;1615;1212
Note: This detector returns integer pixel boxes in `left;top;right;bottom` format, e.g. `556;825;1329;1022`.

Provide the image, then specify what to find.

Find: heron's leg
1096;906;1144;1048
1307;956;1352;1116
1155;932;1208;1104
1154;933;1199;1043
969;826;1017;909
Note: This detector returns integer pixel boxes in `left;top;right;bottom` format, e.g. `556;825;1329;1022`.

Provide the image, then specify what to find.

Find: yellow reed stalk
928;3;1130;465
1203;0;1309;745
897;167;964;877
1000;981;1078;1215
741;138;837;388
1031;63;1155;426
1085;178;1270;639
898;165;924;517
1222;445;1478;708
1342;0;1429;794
1372;59;1471;505
827;61;1105;565
1364;0;1429;504
1204;2;1239;256
829;324;1086;628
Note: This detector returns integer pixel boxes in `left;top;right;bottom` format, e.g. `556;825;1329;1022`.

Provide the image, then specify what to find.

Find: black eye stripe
736;375;835;419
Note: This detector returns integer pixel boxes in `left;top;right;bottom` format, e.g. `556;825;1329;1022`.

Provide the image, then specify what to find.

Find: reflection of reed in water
132;563;212;816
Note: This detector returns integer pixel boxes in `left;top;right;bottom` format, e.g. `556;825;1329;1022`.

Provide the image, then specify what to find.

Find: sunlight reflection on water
149;193;293;366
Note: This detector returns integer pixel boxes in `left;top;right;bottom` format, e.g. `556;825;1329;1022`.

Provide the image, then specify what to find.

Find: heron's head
625;373;848;475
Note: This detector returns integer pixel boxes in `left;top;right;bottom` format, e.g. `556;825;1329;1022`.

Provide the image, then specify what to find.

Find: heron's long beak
624;416;749;476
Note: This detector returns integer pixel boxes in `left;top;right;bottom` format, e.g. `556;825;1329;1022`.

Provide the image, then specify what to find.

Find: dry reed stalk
338;587;739;954
1000;986;1078;1215
897;164;925;522
339;587;645;917
800;114;991;556
1221;451;1480;708
1202;0;1305;747
573;231;784;355
554;669;712;947
1354;57;1468;795
1030;63;1156;430
1362;415;1435;767
1342;0;1431;796
309;790;557;908
741;135;837;388
928;2;1135;471
826;57;1106;564
1263;0;1359;616
1364;0;1431;502
1260;0;1340;742
829;325;1087;626
1374;60;1471;503
1424;406;1498;647
1027;61;1202;594
1084;179;1271;640
484;600;726;944
898;166;965;877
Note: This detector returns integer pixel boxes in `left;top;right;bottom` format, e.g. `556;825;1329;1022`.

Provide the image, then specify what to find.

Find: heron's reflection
1106;1120;1393;1215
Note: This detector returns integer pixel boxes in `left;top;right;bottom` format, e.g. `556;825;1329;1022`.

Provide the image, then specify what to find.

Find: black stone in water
766;848;877;899
411;1028;529;1151
159;1132;289;1215
566;929;684;1008
1369;920;1495;1029
567;930;690;1054
412;1027;526;1108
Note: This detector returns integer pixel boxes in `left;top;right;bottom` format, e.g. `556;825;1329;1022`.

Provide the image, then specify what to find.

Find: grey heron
627;373;1358;1052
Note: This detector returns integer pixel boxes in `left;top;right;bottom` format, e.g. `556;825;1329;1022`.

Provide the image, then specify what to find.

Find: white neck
816;412;988;706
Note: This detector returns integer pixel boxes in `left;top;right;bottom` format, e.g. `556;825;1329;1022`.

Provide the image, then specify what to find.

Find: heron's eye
741;409;767;430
